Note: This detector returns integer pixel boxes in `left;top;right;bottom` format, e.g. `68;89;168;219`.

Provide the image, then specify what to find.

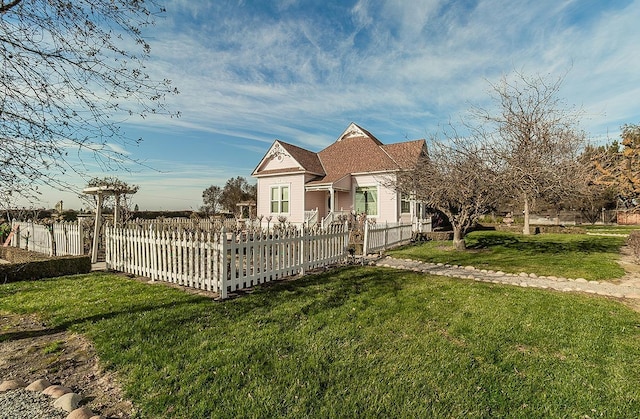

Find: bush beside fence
0;247;91;283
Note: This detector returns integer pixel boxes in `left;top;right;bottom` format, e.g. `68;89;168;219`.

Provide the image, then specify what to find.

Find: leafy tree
395;130;501;250
592;124;640;208
0;0;178;203
201;185;222;215
219;176;256;215
475;72;586;234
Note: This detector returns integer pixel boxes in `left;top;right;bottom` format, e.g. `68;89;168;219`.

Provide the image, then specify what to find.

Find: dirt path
0;313;133;418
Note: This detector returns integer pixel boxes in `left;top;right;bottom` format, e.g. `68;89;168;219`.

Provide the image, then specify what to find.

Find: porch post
330;187;335;213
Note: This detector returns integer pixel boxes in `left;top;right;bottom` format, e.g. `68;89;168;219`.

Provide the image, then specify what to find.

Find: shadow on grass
0;297;212;343
467;233;623;254
233;266;405;312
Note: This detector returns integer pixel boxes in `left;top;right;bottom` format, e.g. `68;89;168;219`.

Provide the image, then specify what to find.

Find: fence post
363;221;369;256
384;222;389;251
299;227;306;276
219;228;228;299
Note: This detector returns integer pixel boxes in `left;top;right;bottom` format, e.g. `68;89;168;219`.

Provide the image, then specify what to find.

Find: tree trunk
452;226;466;250
522;195;531;235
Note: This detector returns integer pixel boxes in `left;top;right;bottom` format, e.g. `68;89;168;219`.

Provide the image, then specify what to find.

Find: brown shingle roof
382;139;426;169
254;124;424;185
313;135;399;183
277;140;325;175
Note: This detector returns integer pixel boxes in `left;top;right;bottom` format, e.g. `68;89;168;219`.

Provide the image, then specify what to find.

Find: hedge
0;247;91;283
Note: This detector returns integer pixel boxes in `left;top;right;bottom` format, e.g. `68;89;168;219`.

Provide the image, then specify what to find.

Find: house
252;123;428;227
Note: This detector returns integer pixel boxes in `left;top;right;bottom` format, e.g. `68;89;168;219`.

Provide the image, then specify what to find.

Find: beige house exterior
252;123;427;227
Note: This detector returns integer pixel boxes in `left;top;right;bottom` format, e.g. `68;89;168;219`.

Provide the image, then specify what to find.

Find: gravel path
0;388;66;419
375;256;640;299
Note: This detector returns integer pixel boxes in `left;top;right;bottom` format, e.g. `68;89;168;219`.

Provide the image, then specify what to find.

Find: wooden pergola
83;185;137;263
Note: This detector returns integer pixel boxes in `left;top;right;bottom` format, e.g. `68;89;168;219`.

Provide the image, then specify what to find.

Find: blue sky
25;0;640;211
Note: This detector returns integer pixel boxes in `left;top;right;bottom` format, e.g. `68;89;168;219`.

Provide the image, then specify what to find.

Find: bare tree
474;72;586;234
0;0;178;203
395;130;501;250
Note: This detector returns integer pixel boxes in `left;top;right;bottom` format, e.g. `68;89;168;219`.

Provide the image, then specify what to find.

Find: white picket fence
105;224;350;299
52;222;84;256
10;221;53;256
9;221;84;257
363;222;413;255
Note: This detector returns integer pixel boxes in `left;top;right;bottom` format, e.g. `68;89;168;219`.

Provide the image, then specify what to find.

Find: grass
389;230;627;280
1;268;640;418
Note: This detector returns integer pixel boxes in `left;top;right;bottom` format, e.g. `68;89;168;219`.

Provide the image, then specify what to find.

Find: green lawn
1;268;640;418
389;230;627;280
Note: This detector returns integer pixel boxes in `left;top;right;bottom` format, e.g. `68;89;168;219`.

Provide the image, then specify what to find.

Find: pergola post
91;193;103;264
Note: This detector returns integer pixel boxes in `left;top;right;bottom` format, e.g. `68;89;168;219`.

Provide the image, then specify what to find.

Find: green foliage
390;230;626;280
218;176;257;214
1;269;639;418
0;247;91;282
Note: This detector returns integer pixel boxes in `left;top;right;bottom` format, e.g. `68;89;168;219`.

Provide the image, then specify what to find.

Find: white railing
321;210;351;229
304;208;318;227
413;216;433;233
363;222;413;255
9;221;84;257
105;223;350;299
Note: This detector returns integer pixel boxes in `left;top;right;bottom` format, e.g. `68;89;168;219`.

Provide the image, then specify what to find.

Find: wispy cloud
24;0;640;210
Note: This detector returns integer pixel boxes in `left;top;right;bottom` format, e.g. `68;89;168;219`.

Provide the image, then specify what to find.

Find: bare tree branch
0;0;179;206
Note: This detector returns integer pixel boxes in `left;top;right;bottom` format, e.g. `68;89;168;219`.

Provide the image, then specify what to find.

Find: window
355;186;378;216
270;185;289;213
401;194;411;214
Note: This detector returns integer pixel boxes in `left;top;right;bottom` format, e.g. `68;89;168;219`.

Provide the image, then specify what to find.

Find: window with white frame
270;185;289;213
355;186;378;216
401;193;411;214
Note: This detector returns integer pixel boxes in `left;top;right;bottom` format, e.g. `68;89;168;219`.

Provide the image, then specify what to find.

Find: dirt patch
0;313;133;418
616;245;640;279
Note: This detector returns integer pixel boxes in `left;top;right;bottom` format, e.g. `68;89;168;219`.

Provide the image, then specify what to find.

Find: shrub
0;247;91;283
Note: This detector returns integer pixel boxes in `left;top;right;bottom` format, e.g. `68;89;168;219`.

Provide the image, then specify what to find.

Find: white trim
269;184;291;215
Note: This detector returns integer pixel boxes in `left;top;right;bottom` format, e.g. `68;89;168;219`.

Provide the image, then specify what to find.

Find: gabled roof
278;140;325;175
252;139;324;176
253;123;425;185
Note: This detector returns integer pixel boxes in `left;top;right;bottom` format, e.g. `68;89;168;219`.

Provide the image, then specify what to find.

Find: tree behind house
204;177;257;215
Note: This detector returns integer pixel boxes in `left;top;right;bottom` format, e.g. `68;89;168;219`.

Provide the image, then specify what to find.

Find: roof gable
252;124;424;185
252;140;324;176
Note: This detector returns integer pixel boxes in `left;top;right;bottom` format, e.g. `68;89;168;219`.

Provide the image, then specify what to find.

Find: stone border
376;256;640;299
0;378;103;419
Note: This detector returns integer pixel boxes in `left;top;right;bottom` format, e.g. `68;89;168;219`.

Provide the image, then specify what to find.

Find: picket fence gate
9;221;84;257
105;223;350;299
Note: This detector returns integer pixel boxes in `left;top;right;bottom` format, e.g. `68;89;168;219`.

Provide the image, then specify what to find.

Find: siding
257;173;306;224
352;173;398;223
